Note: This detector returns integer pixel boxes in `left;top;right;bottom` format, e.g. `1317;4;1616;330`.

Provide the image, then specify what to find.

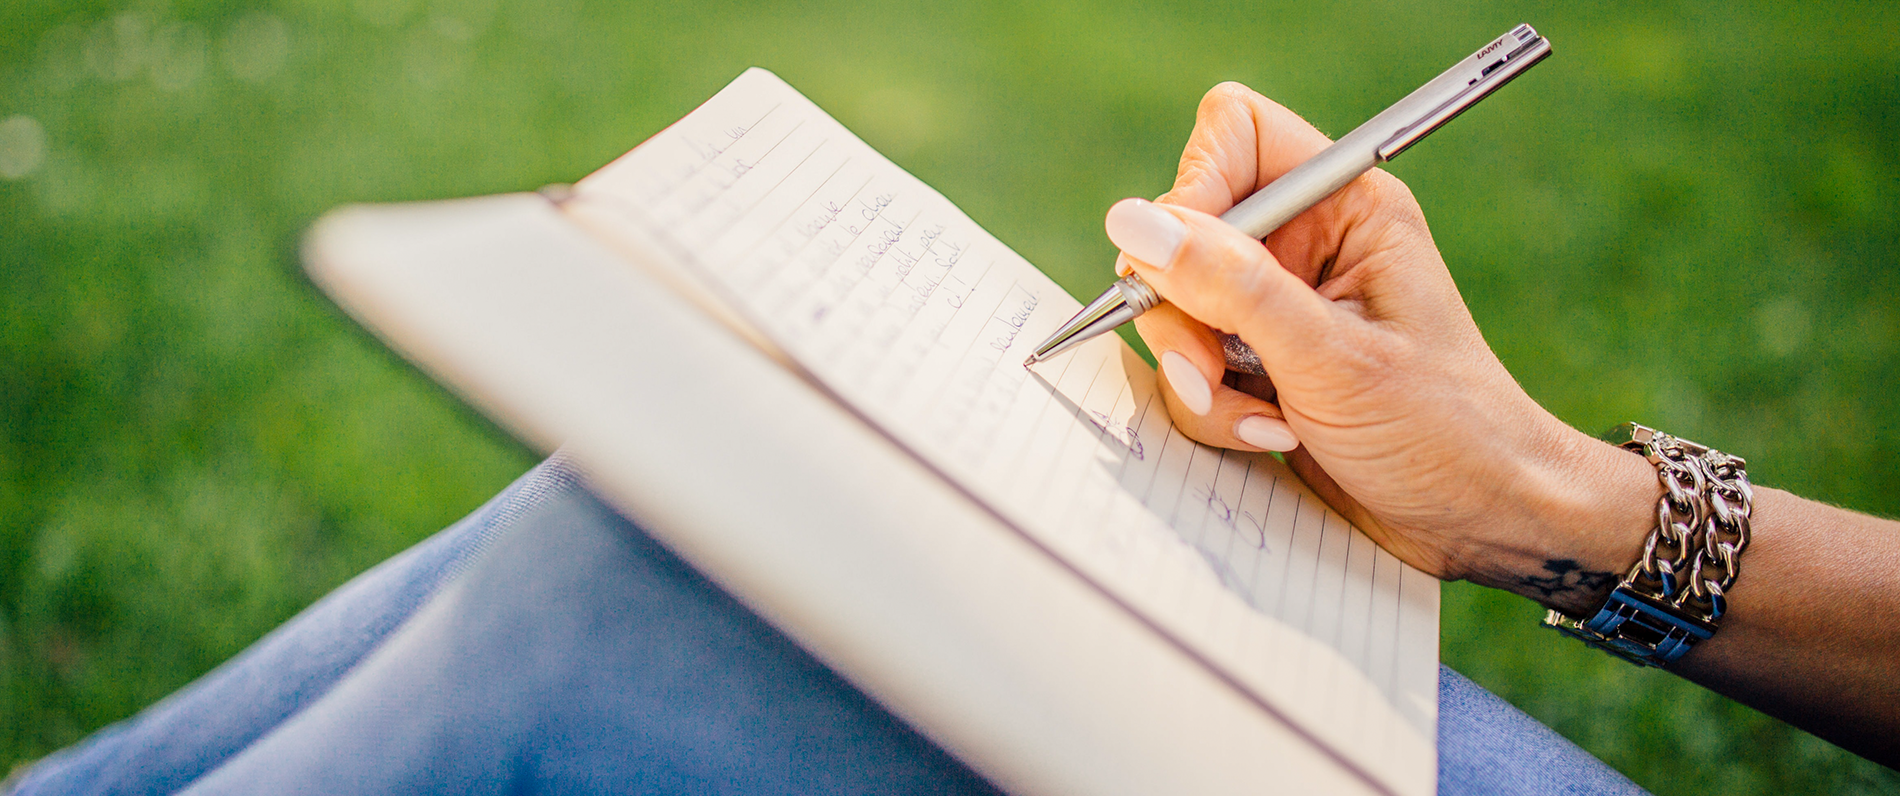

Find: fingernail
1235;415;1299;452
1114;253;1133;277
1159;351;1212;415
1105;198;1186;269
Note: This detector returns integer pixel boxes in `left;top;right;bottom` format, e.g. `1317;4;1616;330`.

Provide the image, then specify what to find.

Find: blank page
571;68;1438;796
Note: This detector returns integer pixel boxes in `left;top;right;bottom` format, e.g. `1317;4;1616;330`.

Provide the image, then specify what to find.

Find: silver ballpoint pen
1025;24;1552;373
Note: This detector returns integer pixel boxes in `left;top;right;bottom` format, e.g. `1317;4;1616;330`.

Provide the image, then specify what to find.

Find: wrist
1467;419;1660;615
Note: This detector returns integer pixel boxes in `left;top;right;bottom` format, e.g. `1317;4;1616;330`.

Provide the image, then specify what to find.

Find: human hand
1106;83;1900;766
1113;83;1655;611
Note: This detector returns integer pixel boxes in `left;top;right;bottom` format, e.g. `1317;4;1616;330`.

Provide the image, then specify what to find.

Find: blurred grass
1;0;1896;791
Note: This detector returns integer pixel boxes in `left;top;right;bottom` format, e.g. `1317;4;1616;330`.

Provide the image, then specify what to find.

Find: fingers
1133;303;1300;452
1103;80;1438;455
1158;82;1337;217
1153;83;1429;290
1105;197;1334;371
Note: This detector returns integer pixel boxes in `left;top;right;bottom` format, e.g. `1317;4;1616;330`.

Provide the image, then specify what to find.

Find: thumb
1104;197;1333;370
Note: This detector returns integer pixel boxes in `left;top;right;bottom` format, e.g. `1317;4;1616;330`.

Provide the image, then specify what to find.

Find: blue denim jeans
8;457;1645;795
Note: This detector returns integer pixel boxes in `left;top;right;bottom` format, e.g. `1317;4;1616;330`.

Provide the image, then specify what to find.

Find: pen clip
1377;24;1552;162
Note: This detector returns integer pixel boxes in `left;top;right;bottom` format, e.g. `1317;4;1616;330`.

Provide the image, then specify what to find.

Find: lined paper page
570;68;1438;796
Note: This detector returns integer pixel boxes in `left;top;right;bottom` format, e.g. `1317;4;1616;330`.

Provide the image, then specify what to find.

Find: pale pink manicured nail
1159;351;1212;415
1235;415;1299;452
1114;253;1134;277
1105;198;1186;269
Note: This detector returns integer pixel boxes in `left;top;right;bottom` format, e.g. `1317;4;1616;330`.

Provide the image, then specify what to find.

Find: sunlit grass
2;1;1896;791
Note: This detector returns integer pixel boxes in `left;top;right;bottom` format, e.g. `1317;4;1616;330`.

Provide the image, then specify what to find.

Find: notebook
303;68;1439;796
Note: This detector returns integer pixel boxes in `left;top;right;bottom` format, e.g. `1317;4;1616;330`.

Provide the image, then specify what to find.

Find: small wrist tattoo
1518;559;1618;601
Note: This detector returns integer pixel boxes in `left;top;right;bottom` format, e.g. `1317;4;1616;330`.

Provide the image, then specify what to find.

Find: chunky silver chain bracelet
1543;423;1754;667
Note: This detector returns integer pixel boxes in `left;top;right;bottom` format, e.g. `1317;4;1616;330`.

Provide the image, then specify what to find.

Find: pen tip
1022;355;1039;369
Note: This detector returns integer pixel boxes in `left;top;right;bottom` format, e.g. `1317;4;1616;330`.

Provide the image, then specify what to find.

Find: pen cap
1377;24;1551;161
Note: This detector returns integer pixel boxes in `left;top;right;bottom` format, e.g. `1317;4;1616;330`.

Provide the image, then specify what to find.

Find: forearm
1488;427;1900;765
1672;488;1900;765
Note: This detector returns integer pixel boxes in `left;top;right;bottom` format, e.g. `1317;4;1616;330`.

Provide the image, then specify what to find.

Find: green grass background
2;0;1896;791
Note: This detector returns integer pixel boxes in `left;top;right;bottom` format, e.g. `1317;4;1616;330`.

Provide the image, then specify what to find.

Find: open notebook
305;68;1438;796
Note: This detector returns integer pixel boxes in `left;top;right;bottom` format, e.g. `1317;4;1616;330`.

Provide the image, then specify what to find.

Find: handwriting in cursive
843;193;893;235
987;290;1039;352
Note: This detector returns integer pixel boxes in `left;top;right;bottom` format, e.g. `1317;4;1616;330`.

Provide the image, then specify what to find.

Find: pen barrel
1218;144;1382;239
